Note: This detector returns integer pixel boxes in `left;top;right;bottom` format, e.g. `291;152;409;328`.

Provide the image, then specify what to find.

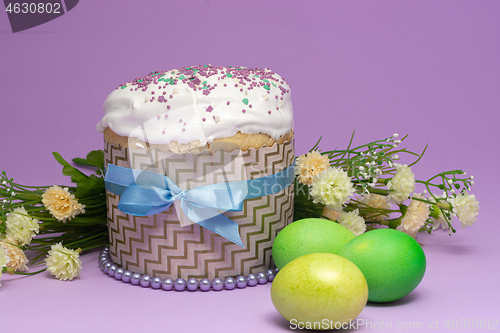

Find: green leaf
86;150;105;170
75;174;105;197
72;158;94;167
53;152;89;185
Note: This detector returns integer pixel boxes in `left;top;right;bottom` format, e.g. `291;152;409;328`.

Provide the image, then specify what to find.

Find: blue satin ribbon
104;163;295;247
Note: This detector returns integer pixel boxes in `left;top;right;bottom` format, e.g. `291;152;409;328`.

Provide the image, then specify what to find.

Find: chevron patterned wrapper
104;138;295;280
104;163;295;247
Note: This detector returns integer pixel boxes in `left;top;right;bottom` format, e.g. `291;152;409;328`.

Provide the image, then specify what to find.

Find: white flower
0;245;11;287
449;192;479;228
338;209;366;236
387;164;415;204
0;237;29;272
45;243;82;281
397;194;430;238
42;185;86;222
310;167;355;210
295;151;331;186
5;206;40;246
362;193;392;221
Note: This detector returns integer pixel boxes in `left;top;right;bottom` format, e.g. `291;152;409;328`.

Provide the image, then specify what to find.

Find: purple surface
1;1;499;332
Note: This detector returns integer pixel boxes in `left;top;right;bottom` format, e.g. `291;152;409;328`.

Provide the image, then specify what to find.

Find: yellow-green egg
271;253;368;330
338;228;426;303
272;218;355;270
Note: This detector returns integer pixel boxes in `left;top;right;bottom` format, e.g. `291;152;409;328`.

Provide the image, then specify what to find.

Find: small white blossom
5;206;40;246
449;192;479;228
45;243;82;281
397;194;430;238
386;164;415;204
310;167;355;210
338;209;366;236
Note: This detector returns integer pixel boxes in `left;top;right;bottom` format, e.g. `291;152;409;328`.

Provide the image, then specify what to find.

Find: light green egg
272;218;355;270
338;228;426;303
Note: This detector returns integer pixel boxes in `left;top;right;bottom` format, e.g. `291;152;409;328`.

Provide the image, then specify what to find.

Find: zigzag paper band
104;139;295;280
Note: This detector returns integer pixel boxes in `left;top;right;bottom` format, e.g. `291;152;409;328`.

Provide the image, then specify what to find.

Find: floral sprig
0;150;108;286
0;131;480;287
294;131;479;238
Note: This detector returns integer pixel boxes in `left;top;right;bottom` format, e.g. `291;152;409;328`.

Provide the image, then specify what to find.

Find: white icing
96;66;294;145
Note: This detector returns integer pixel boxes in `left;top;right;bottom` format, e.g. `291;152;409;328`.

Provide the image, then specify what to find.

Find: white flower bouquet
0;132;478;287
294;132;479;237
1;151;107;284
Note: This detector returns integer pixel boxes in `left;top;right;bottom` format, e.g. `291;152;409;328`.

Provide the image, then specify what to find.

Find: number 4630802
5;2;61;14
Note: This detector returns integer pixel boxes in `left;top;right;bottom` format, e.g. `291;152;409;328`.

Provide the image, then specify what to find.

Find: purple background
1;1;499;332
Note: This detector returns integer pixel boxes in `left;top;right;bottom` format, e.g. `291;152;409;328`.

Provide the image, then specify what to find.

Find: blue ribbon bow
104;163;295;247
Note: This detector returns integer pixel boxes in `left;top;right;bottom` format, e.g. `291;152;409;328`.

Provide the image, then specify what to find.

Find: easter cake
97;65;295;284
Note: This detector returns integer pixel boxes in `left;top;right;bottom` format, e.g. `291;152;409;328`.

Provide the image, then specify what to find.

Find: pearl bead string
98;247;278;291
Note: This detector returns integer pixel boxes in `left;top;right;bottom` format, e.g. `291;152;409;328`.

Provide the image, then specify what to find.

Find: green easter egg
272;218;355;270
271;253;368;330
338;228;426;303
